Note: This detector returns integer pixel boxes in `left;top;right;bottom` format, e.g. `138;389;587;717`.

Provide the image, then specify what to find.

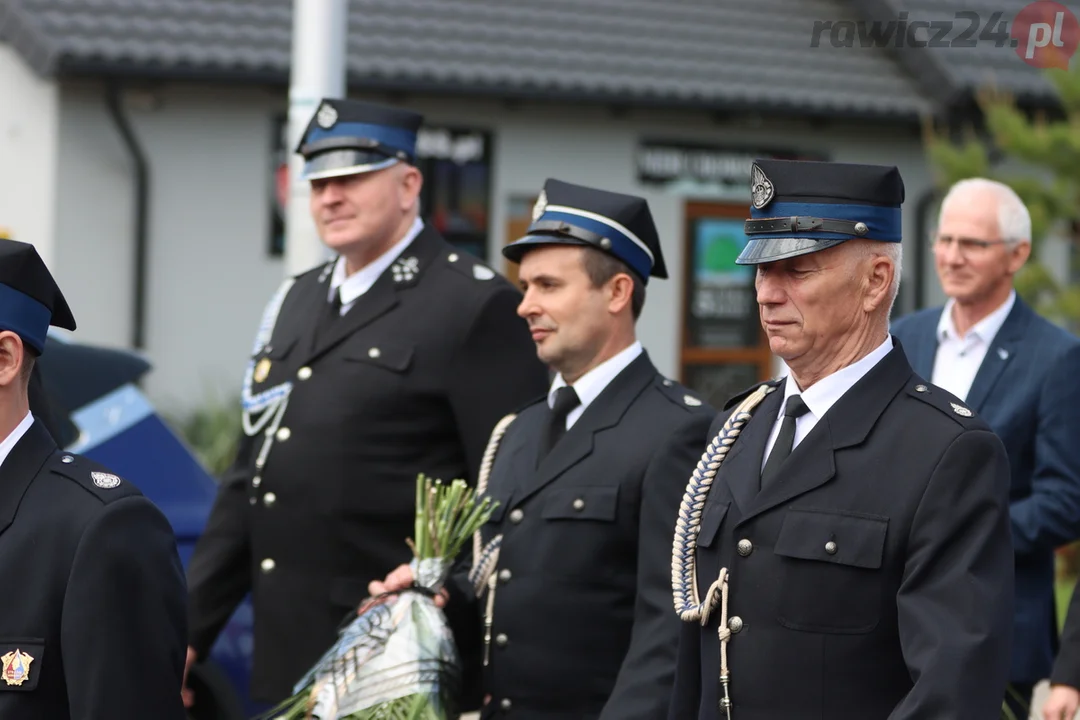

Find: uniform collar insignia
391;256;420;283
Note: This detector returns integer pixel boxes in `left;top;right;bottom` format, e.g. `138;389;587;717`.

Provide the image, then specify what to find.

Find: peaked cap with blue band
737;158;905;265
502;179;667;284
0;240;75;355
296;98;424;181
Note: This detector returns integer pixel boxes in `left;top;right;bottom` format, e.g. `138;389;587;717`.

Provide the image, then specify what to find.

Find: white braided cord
670;383;776;717
469;412;517;597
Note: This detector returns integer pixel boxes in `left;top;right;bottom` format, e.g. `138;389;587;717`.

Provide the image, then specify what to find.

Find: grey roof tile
1;0;934;119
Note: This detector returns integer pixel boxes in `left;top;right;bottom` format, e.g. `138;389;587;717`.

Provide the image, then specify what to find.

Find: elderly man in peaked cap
667;159;1014;720
0;239;188;718
183;98;548;706
370;178;715;719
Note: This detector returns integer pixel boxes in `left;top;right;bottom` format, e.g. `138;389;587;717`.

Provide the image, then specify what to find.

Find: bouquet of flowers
262;474;498;720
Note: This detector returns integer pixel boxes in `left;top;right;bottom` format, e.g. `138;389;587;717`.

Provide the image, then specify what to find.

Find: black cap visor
735;236;851;265
302;149;401;181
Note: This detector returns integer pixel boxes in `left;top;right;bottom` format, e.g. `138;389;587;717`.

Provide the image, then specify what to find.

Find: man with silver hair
182;98;548;708
668;159;1014;719
891;177;1080;717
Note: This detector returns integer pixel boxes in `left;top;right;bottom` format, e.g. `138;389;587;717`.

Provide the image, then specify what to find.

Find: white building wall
52;83;935;416
0;46;60;266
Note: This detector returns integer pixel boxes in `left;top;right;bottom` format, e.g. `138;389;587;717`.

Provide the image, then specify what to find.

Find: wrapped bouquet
263;474;498;720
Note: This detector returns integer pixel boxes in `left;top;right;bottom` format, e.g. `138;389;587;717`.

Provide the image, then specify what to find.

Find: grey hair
939;178;1032;248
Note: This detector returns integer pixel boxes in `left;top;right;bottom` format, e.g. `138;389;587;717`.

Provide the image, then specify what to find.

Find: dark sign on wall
636;140;826;189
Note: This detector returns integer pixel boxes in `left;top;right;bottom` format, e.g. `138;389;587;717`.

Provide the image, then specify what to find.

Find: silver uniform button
368;347;381;358
61;455;74;464
297;366;312;380
509;508;524;524
737;539;753;557
276;427;291;441
825;541;838;555
252;476;262;488
728;616;744;634
260;558;276;573
500;698;512;712
572;498;585;511
264;492;277;507
915;384;928;393
498;568;512;583
495;633;508;647
448;253;459;262
249;497;256;505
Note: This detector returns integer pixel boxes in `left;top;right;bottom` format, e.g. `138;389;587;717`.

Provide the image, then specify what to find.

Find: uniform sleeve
1009;344;1080;555
601;411;713;720
185;432;255;658
890;428;1014;720
1051;580;1080;689
447;287;549;483
62;496;188;720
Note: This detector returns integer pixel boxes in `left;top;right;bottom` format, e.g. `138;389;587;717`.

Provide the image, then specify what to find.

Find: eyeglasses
932;234;1013;257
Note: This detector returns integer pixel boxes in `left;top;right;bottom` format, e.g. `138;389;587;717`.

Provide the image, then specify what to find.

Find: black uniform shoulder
46;452;145;506
438;248;518;299
903;377;992;431
723;377;784;411
651;375;715;415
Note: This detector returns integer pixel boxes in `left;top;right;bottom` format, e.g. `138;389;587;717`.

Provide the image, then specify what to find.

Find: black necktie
313;288;342;347
760;395;810;491
538;386;581;465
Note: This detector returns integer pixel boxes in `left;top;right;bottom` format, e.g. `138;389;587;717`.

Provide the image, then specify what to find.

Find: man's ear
0;332;24;389
1007;240;1031;275
607;273;635;315
400;164;424;210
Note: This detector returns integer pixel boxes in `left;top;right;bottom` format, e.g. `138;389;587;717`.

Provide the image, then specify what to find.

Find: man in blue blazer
891;177;1080;717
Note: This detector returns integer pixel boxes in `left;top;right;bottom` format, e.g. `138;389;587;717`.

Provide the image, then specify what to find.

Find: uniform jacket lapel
300;225;443;365
513;352;656;506
738;345;914;524
0;421;55;536
718;387;783;517
964;298;1030;412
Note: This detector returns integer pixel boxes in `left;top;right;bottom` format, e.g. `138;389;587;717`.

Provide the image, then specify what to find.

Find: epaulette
445;250;499;283
904;379;986;428
655;375;711;411
723;377;784;411
47;452;142;505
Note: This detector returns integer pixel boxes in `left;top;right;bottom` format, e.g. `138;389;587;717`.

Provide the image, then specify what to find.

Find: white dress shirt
762;335;894;468
327;217;425;313
548;341;643;430
930;290;1015;402
0;411;35;471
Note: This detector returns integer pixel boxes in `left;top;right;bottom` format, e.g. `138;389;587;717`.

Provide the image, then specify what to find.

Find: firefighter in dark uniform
372;179;715;719
0;240;187;718
668;159;1015;720
183;98;549;705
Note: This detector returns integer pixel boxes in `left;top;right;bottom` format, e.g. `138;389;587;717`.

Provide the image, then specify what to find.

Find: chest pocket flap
542;486;618;521
0;639;44;691
697;501;730;549
343;341;413;372
775;508;888;569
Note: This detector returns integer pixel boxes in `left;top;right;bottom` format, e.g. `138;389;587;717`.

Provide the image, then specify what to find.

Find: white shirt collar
549;341;643;415
936;289;1016;345
328;217;425;309
780;335;894;422
0;412;36;470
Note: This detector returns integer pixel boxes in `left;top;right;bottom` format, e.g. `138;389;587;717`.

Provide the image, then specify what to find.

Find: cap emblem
532;189;548;222
750;163;774;209
316;103;338;129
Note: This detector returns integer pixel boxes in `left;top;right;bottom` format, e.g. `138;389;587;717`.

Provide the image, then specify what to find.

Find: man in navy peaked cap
0;239;188;718
373;178;715;719
668;159;1014;720
184;99;548;707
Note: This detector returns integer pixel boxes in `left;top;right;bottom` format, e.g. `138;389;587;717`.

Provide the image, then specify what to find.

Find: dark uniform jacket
186;224;549;702
0;419;188;718
450;351;714;720
668;342;1014;720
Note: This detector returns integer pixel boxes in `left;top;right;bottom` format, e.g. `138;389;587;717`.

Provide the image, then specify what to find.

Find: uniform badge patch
316;102;338;129
254;357;271;383
91;472;121;489
1;649;33;686
950;402;973;417
473;265;495;280
683;395;702;407
391;257;419;283
532;189;548;222
750;163;774;209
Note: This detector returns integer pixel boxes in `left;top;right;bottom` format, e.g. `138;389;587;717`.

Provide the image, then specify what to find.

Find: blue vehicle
33;331;259;720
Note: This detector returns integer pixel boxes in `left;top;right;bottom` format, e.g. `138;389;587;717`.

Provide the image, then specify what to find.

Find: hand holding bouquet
263;474;498;720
